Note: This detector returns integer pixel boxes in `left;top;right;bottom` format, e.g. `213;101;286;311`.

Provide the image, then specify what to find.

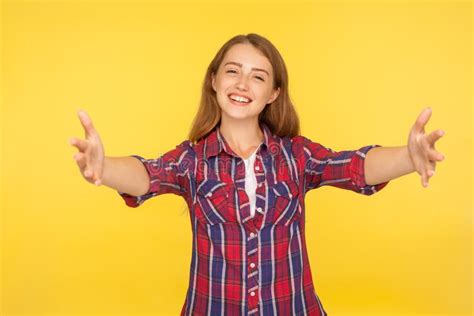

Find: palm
86;133;104;179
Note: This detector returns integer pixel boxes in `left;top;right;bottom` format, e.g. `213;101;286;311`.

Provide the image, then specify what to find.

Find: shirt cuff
349;144;390;195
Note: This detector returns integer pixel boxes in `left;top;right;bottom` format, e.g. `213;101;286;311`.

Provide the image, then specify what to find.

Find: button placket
254;156;263;173
247;231;259;311
243;155;263;312
248;285;259;308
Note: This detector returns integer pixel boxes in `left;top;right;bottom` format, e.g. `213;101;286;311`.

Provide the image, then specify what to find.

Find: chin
221;108;258;121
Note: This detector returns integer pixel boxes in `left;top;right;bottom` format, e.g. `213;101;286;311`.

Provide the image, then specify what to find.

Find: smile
228;94;252;106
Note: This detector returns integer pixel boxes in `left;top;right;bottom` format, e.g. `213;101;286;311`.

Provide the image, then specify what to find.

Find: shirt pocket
271;179;301;226
194;178;232;226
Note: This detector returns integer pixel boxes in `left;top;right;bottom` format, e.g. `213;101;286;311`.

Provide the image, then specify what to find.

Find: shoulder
177;139;195;149
289;135;307;145
174;140;197;158
162;140;196;162
289;135;335;156
288;135;312;151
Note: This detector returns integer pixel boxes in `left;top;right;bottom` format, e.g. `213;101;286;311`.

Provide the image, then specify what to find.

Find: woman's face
212;43;280;122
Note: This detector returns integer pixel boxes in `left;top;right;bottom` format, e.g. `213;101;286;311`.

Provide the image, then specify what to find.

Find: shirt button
258;183;262;188
250;263;255;268
249;232;255;238
250;291;255;296
256;207;262;212
255;166;260;171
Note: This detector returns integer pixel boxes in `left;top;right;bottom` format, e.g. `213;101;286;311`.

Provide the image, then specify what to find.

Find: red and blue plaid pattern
119;122;389;315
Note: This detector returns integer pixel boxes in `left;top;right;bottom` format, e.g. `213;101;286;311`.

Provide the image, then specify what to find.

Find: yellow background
1;0;471;315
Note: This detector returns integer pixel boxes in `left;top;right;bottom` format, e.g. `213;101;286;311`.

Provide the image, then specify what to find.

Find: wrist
404;145;416;174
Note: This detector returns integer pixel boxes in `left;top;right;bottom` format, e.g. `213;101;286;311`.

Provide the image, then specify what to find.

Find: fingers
427;160;436;178
427;148;445;162
421;169;429;187
414;107;432;134
84;166;101;185
421;156;436;188
77;110;96;137
69;137;88;152
72;151;93;178
426;129;445;145
73;152;87;170
423;136;445;188
70;136;93;177
72;152;93;179
72;150;102;186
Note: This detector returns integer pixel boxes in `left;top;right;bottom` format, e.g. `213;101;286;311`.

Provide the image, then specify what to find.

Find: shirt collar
204;122;280;159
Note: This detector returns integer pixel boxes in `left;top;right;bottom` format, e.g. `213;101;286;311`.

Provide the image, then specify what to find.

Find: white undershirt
242;146;260;218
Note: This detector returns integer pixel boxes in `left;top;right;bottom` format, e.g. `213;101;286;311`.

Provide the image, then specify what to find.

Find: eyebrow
224;61;270;76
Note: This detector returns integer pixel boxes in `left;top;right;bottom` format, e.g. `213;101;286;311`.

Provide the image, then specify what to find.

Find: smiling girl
69;33;445;315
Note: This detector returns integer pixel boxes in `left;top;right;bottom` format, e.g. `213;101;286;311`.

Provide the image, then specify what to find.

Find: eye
226;69;237;74
255;76;265;81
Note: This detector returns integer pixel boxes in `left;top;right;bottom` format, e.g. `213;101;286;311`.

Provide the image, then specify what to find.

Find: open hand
69;110;105;186
407;107;446;188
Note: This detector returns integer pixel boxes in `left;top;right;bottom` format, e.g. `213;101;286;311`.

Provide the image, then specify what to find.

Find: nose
236;74;249;91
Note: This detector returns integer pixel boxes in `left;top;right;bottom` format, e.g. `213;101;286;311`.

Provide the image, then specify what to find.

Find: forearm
364;145;415;185
101;156;150;196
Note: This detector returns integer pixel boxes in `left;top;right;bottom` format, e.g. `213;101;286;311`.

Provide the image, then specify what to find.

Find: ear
267;87;280;104
211;73;216;92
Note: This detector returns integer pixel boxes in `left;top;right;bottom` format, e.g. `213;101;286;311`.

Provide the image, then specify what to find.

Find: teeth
230;94;250;103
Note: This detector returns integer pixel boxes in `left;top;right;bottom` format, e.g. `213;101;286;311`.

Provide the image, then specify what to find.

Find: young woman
69;33;445;315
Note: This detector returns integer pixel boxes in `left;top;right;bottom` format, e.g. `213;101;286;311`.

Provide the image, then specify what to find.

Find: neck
219;116;264;151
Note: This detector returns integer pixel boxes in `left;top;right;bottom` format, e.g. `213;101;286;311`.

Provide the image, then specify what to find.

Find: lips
227;93;253;107
228;95;252;106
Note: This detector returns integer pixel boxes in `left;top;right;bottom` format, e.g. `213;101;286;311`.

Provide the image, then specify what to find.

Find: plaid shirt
118;122;389;315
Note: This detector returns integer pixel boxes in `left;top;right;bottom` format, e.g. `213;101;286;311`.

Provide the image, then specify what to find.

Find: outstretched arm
364;107;446;188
